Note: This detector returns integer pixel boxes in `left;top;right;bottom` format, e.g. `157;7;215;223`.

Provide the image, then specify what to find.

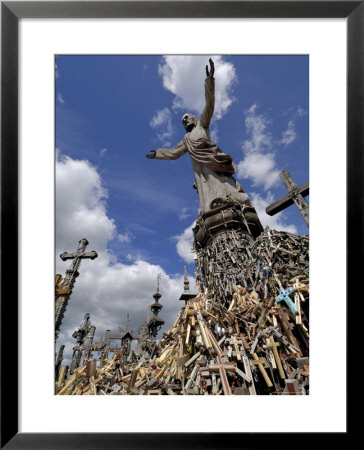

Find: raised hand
206;58;215;78
146;150;157;159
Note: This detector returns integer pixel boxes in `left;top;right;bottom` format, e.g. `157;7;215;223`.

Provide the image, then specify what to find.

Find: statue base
193;198;263;249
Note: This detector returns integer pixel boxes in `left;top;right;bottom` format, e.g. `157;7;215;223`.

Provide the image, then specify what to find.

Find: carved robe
154;77;249;213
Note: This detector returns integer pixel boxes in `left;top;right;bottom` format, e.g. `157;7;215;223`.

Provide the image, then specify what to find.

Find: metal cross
69;313;96;373
55;238;98;340
266;170;309;227
60;238;98;288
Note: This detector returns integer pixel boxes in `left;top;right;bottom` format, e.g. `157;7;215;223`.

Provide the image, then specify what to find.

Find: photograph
54;54;309;396
1;0;356;444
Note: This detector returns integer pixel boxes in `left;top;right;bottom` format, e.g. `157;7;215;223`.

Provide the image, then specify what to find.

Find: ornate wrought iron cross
55;238;98;340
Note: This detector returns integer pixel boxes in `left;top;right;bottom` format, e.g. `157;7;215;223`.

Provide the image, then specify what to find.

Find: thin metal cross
55;238;98;340
266;170;309;227
60;238;98;289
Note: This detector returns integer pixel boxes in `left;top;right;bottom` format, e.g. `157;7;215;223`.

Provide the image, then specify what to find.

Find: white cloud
296;106;307;117
99;148;107;157
237;152;280;190
158;55;236;120
150;107;174;146
57;92;65;104
209;123;219;143
242;104;273;154
178;207;197;221
56;153;186;365
174;221;196;264
118;230;134;243
249;192;297;234
281;120;297;147
237;104;280;190
56;153;116;250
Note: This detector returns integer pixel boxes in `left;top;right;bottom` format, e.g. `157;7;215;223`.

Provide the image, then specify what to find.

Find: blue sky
55;55;308;364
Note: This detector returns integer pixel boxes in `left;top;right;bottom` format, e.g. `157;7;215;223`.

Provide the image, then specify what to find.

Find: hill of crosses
55;60;309;396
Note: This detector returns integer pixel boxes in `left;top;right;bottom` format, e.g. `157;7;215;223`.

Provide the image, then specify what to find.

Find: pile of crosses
55;227;309;395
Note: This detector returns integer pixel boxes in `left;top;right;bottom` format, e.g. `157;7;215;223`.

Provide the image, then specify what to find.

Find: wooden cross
230;336;242;361
276;307;303;357
252;353;273;387
208;356;236;395
266;336;285;379
266;170;309;227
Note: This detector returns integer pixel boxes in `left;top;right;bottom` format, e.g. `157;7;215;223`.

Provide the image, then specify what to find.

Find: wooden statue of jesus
147;59;250;214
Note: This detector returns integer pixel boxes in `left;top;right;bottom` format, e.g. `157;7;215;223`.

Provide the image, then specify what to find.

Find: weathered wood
206;327;224;356
266;171;309;226
284;379;300;395
208;356;236;395
184;351;201;367
235;366;251;384
267;336;285;379
252;353;273;388
266;181;309;215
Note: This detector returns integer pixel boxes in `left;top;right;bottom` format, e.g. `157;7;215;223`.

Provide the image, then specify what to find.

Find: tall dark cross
55;238;98;340
266;170;309;227
69;313;96;373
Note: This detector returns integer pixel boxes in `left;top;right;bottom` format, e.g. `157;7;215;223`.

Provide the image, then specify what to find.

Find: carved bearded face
182;113;198;132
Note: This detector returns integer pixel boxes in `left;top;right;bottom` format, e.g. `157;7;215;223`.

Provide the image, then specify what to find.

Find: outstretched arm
200;58;215;129
146;140;187;160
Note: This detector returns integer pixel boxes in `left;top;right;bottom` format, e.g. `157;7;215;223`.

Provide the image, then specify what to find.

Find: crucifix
60;238;98;287
266;170;309;227
55;238;98;340
208;356;236;395
275;287;298;315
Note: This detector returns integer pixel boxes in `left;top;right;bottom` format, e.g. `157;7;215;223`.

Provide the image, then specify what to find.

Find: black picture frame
1;1;358;448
